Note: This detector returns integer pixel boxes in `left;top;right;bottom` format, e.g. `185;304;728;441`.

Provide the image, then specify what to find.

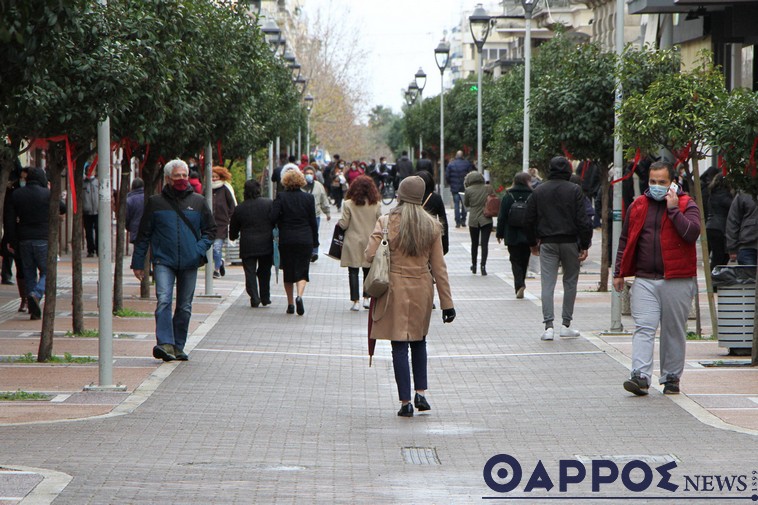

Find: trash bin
713;265;755;351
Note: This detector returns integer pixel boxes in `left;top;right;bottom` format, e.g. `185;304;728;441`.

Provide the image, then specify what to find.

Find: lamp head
434;39;451;72
414;67;427;92
469;3;492;50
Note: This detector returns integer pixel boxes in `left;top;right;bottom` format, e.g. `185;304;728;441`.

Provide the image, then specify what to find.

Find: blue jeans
391;339;428;402
213;238;224;271
453;192;467;226
154;264;197;351
737;248;757;266
19;240;47;300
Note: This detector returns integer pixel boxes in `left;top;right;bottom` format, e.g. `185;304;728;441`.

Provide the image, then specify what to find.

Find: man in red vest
613;160;700;396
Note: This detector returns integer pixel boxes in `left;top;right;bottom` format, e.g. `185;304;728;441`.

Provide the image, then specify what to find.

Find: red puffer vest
618;195;697;279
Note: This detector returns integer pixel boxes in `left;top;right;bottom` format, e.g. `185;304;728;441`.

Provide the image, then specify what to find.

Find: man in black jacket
416;150;434;177
8;167;67;320
445;150;474;228
395;151;415;186
524;156;592;341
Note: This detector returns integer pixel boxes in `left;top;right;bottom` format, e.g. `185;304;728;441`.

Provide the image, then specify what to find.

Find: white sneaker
541;328;554;341
350;302;360;311
559;325;580;338
363;297;371;309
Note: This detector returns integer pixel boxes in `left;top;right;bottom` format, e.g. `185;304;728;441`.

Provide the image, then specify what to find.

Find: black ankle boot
470;264;476;274
480;265;487;276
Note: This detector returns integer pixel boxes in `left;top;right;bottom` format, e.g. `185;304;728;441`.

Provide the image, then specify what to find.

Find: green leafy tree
707;87;758;364
619;53;728;335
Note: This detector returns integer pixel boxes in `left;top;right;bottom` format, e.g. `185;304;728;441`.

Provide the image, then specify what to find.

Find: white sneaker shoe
350;302;360;311
362;297;371;309
541;328;554;341
559;325;580;338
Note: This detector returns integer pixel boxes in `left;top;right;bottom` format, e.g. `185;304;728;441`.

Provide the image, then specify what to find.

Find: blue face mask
305;174;314;184
648;184;668;201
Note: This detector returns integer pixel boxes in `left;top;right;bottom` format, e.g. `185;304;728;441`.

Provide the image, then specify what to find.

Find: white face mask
305;174;314;184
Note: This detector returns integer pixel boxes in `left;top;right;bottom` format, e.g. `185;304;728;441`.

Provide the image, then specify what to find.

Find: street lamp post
522;0;537;173
304;93;314;161
404;88;417;159
414;67;427;158
261;19;281;54
469;3;492;173
434;39;450;198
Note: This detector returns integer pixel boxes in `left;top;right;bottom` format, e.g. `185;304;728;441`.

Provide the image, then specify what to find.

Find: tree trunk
113;155;130;312
39;146;64;362
71;161;85;335
598;165;611;292
690;156;717;338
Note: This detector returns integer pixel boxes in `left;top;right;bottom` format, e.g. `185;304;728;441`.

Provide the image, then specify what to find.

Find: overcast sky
302;0;472;115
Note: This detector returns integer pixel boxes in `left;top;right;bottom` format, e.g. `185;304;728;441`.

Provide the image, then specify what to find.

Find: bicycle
380;181;395;205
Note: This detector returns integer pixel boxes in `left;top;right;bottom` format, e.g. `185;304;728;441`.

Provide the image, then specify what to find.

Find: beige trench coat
339;200;381;268
364;212;454;341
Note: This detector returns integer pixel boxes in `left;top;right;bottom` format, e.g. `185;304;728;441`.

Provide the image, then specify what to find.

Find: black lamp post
261;19;281;54
434;39;450;195
469;3;492;173
304;93;314;160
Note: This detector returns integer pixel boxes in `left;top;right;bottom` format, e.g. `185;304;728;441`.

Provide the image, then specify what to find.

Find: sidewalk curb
0;283;246;427
585;334;758;437
0;465;73;505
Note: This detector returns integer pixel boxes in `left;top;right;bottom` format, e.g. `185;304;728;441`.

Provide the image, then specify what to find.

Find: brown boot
17;281;27;312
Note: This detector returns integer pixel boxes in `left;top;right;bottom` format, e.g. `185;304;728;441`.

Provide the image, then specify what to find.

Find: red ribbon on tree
36;135;77;214
140;143;150;172
747;136;758;177
561;143;574;161
610;148;642;185
216;140;223;165
718;155;728;176
673;142;692;168
580;160;590;179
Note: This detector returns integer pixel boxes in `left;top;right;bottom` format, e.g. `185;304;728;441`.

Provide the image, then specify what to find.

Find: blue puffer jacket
446;157;474;193
131;185;216;270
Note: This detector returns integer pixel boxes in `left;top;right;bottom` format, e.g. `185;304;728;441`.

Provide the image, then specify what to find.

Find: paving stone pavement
1;207;757;504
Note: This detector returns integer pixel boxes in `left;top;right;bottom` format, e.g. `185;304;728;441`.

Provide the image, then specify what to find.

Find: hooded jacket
463;171;494;228
9;168;66;243
418;172;449;254
131;184;216;271
523;157;592;250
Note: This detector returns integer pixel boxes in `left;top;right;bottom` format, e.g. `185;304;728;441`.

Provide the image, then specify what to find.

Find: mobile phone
670;182;679;193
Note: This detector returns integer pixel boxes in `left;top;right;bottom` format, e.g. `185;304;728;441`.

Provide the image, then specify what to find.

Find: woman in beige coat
339;175;382;311
365;176;455;417
464;171;495;276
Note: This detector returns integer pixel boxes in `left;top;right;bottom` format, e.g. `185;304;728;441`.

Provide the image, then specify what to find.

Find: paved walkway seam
585;334;758;437
0;465;72;505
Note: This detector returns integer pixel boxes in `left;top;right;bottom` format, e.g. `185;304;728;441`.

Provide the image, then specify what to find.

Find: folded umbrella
368;297;376;367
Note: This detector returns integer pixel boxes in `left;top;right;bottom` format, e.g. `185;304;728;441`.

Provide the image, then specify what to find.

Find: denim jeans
737;248;757;266
154;264;197;351
19;240;47;300
213;238;224;271
453;192;467;226
391;339;428;402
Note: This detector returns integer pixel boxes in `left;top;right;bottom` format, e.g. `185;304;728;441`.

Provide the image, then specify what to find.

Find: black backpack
507;194;529;228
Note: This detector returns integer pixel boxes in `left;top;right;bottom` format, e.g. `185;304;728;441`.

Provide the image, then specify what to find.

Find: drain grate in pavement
401;447;441;465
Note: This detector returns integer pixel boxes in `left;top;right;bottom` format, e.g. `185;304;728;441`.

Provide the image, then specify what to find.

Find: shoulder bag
364;215;390;298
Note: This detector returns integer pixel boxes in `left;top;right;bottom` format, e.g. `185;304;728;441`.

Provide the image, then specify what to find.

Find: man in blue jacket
131;159;216;362
445;150;474;228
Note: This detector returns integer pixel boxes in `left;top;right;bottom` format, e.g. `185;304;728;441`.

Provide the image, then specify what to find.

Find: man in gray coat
82;163;99;257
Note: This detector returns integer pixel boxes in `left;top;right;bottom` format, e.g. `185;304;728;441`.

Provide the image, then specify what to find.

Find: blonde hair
282;169;306;190
391;202;440;257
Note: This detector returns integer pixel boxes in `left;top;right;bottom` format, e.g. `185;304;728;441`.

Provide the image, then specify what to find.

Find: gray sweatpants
630;277;696;384
539;242;580;328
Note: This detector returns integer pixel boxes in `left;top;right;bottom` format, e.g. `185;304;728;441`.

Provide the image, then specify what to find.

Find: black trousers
508;244;532;292
348;267;369;301
83;214;98;254
469;223;493;267
242;254;273;304
707;229;729;267
391;339;427;402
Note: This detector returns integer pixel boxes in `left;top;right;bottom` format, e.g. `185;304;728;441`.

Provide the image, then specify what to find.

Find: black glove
442;308;456;323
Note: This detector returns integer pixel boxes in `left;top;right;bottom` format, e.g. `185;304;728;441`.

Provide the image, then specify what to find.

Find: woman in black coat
706;174;733;267
230;180;274;308
417;171;449;254
270;170;319;315
496;171;533;298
